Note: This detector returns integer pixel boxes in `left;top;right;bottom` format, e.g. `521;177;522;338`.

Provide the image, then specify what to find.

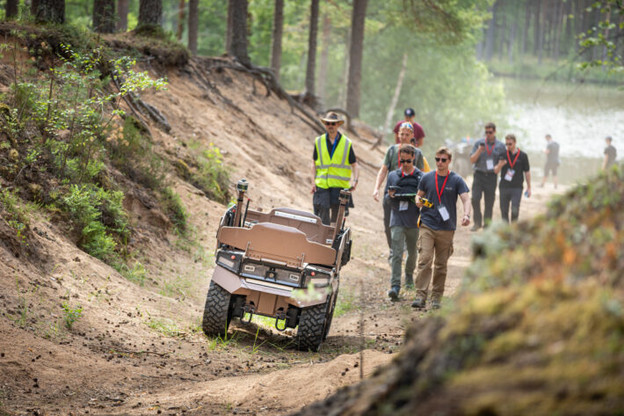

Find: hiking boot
404;275;414;289
411;298;425;309
431;300;441;310
387;287;399;301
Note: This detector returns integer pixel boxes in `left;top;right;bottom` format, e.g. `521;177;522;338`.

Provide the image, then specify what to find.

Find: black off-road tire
323;287;339;341
296;302;329;352
202;280;234;338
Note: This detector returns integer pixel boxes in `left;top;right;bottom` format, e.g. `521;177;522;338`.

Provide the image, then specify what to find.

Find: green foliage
0;189;30;243
160;187;188;233
61;301;83;330
62;184;128;262
191;143;230;203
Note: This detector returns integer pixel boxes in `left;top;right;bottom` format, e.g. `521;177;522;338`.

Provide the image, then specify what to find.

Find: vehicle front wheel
202;280;234;338
296;301;330;352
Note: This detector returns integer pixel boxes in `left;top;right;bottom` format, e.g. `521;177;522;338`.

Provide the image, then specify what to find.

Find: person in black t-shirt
494;134;531;223
385;144;423;301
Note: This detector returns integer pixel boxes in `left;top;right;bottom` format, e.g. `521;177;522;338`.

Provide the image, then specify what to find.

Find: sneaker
387;288;399;301
411;298;425;309
431;300;441;310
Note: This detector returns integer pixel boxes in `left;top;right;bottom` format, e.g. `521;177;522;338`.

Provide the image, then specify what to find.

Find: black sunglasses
435;157;449;162
400;159;413;164
325;122;338;126
505;142;514;146
485;130;494;134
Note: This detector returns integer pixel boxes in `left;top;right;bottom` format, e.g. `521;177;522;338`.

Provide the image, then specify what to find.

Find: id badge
504;168;515;182
486;158;494;171
438;205;450;222
399;201;408;211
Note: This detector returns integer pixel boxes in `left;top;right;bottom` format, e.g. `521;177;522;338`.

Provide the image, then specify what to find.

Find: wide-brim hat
320;111;344;125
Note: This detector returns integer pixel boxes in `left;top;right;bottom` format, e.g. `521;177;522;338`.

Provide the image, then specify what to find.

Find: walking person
469;122;505;231
373;123;424;261
311;111;359;225
386;144;424;301
603;136;617;170
393;107;425;145
412;146;471;310
540;134;560;188
494;134;531;223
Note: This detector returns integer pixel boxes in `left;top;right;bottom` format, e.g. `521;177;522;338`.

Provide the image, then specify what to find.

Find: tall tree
228;0;250;66
304;0;320;99
5;0;18;20
93;0;115;33
317;12;331;103
117;0;128;31
33;0;65;24
226;0;234;54
188;0;199;55
176;0;185;41
270;0;284;81
138;0;162;27
346;0;367;118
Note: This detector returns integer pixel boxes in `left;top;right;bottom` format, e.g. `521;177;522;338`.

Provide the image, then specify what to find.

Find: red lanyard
506;149;520;169
485;141;494;156
401;168;415;178
435;171;449;204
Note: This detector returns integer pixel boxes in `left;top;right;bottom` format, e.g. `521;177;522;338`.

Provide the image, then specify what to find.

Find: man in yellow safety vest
311;111;359;225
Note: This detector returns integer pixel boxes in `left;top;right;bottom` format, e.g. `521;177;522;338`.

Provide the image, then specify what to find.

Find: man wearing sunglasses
412;146;471;310
385;144;424;301
494;134;531;222
469;122;505;231
373;122;425;262
312;111;359;225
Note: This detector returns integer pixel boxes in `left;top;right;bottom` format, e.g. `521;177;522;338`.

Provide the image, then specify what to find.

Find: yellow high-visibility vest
314;134;352;189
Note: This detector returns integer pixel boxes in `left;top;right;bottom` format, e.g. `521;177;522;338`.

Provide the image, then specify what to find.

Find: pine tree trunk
188;0;199;55
270;0;284;81
229;0;250;66
93;0;115;33
138;0;162;26
34;0;65;24
346;0;367;118
318;13;331;103
522;0;530;54
117;0;128;31
226;0;234;54
5;0;18;19
305;0;320;97
176;0;185;41
484;4;495;61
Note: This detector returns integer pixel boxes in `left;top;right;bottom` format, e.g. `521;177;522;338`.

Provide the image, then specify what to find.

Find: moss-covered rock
294;166;624;415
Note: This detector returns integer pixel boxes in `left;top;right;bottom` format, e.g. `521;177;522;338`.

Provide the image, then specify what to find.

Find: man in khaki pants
413;146;471;309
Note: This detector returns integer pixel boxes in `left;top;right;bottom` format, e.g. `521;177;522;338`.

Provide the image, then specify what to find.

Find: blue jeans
500;187;523;222
390;226;419;289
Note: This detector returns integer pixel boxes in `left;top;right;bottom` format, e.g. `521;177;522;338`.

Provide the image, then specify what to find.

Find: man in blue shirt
386;144;424;301
412;146;471;310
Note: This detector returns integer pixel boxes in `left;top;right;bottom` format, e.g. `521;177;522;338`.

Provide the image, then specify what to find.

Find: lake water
500;77;624;183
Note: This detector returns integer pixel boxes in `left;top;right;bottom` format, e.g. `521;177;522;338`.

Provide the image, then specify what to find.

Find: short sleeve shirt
470;138;506;173
418;171;469;231
498;149;530;189
393;120;425;143
546;141;560;164
387;168;423;228
382;145;424;194
604;144;617;167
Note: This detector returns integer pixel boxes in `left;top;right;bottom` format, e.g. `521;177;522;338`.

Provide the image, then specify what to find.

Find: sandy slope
0;57;563;416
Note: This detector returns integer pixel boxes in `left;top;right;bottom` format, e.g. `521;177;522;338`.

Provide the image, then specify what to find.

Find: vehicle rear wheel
202;280;234;338
296;300;330;352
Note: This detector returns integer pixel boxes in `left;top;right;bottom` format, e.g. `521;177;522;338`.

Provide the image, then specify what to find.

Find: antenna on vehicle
233;179;248;227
